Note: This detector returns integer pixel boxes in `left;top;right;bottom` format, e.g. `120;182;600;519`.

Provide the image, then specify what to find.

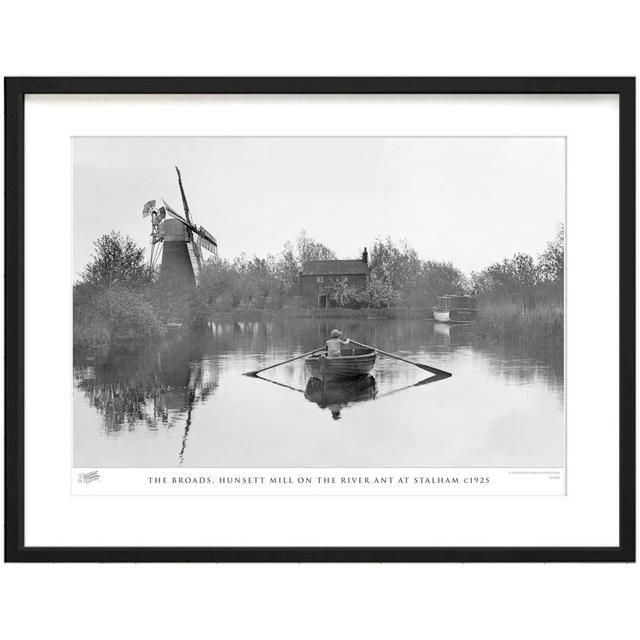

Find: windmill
142;167;218;283
142;167;218;321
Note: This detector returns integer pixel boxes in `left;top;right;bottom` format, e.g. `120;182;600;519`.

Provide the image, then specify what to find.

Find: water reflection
432;321;473;348
432;321;564;397
75;333;218;465
74;318;565;468
252;364;449;422
304;375;377;420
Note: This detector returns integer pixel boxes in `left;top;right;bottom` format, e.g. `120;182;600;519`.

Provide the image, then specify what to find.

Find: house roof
302;259;369;276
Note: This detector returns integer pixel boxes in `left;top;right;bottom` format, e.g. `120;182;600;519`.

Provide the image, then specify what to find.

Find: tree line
73;226;564;348
196;226;564;312
470;225;564;309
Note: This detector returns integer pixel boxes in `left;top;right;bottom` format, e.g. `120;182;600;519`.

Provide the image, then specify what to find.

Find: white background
1;1;638;639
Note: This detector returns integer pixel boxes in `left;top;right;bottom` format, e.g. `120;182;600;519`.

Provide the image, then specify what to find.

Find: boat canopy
436;295;477;309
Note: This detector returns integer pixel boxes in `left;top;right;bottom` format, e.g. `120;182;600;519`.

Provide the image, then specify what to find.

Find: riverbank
206;304;565;350
207;307;432;321
74;301;564;350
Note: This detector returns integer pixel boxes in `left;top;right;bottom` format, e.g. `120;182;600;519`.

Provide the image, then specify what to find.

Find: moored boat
305;347;376;379
432;295;477;323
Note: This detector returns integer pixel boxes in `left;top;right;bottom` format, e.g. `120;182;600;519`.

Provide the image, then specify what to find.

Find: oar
377;374;448;399
250;376;306;393
348;339;452;378
243;346;325;377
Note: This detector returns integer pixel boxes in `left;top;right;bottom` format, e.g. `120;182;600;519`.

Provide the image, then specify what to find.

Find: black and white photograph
72;136;565;481
2;0;638;635
7;73;631;563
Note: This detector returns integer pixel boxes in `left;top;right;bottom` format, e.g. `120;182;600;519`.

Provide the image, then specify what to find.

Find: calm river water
73;318;565;468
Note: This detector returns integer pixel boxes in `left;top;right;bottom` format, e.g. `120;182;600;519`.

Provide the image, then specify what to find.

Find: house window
316;276;324;283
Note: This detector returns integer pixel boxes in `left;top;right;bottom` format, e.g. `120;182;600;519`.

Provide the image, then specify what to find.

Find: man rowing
325;329;350;358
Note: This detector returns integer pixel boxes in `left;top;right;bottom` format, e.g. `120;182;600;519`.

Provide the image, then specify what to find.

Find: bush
74;286;165;349
74;232;165;349
73;319;111;350
98;287;164;344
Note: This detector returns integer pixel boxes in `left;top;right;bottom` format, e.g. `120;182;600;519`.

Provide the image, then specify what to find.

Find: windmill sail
196;231;218;255
197;225;217;245
186;242;201;282
175;166;192;224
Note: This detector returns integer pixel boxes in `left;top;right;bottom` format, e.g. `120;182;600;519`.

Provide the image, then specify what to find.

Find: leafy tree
538;223;565;283
472;252;539;310
244;256;277;308
369;237;421;293
74;232;162;348
363;276;401;308
369;238;466;308
417;260;468;308
296;230;337;262
80;231;150;288
275;241;302;296
197;256;234;309
327;278;361;308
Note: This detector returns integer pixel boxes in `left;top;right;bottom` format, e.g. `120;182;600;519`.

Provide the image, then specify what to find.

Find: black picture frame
4;77;635;563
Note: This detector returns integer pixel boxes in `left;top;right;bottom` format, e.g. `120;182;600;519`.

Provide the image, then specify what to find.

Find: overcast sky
73;137;565;276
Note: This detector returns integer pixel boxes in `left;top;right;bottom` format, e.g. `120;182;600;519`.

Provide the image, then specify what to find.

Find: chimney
362;247;368;264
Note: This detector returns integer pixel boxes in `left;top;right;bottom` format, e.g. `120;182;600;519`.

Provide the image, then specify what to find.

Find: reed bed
474;302;564;347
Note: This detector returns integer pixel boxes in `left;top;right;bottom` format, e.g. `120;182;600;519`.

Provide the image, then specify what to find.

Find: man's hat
330;329;342;338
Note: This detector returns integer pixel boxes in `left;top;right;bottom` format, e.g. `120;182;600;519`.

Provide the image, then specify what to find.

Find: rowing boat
305;347;376;379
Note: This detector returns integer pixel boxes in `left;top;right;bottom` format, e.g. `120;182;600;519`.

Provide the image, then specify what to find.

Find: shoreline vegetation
74;227;564;351
472;303;563;348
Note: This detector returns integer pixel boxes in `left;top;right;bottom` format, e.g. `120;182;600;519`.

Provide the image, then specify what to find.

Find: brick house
301;248;370;308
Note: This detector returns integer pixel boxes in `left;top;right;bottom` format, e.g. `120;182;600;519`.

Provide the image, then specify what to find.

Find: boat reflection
432;320;472;348
304;375;377;420
254;364;449;421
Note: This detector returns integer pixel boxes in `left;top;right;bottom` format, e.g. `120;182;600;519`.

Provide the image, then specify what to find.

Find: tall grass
474;302;564;347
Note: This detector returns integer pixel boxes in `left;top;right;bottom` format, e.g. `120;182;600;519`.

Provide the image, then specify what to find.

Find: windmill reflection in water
74;334;218;464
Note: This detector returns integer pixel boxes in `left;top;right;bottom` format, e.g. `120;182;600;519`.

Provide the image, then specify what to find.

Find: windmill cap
330;329;342;338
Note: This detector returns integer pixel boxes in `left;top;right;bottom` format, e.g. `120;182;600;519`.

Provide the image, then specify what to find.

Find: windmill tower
142;167;218;323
